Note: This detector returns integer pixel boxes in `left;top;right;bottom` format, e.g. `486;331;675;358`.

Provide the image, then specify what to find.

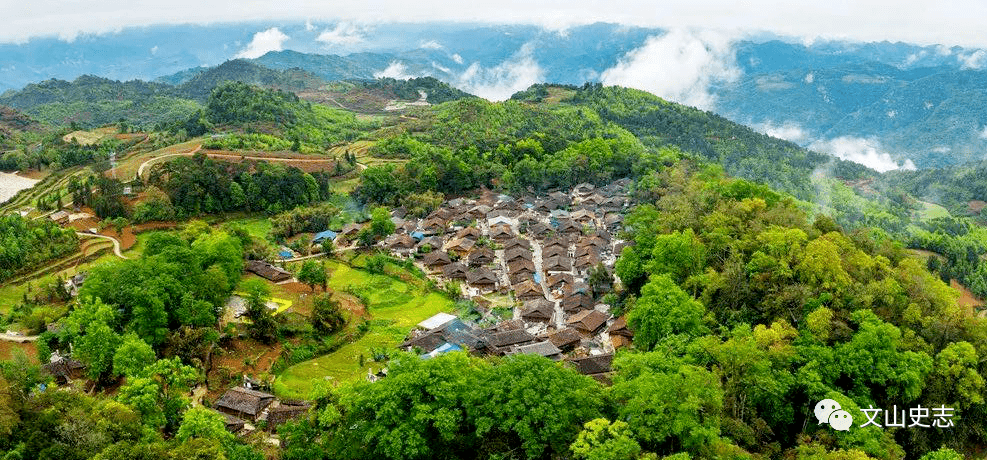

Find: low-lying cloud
754;121;810;144
316;22;365;46
809;136;916;172
236;27;288;59
958;49;987;69
374;61;420;79
600;29;741;110
457;42;544;101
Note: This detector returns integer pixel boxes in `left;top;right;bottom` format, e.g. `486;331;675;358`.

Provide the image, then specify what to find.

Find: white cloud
305;20;315;32
316;22;365;46
457;42;544;101
374;61;419;79
431;61;451;73
451;53;464;64
980;126;987;139
600;29;741;110
804;72;814;84
958;50;987;69
420;40;443;50
755;121;809;144
150;45;158;55
809;136;916;172
236;27;288;59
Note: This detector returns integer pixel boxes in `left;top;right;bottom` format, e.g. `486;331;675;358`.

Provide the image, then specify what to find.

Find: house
543;236;570;253
608;316;634;349
543;255;573;273
569;354;614;383
266;401;311;432
467;268;498;287
214;387;276;422
562;292;595;312
542;244;568;260
64;272;87;297
421;342;463;359
421;217;447;235
391;206;408;219
491;329;536;349
468;205;492;219
312;230;337;244
456;226;483;240
339;223;363;240
514;279;544;300
48;210;70;224
521;299;554;323
579;236;609;251
548;191;571;206
507;258;536;277
502;238;532;251
575;254;602;273
504;247;533;263
535;200;560;214
508;341;563;361
422;251;452;268
401;319;489;354
42;354;85;385
550;209;571;221
573;183;595;197
427;208;454;221
467;248;495;267
217;411;245;433
604;213;624;231
557;219;583;235
278;249;294;259
525;222;553;237
566;309;611;335
245;260;292;282
547;273;574;292
442;263;469;280
582;193;606;206
493;318;526;332
444;237;476;255
385;234;416;252
571;209;596;225
417;236;444;252
418;312;458;330
575;244;601;260
489;224;514;240
549;328;583;351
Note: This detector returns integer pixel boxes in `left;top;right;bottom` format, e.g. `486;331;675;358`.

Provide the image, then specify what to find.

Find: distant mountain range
2;22;986;168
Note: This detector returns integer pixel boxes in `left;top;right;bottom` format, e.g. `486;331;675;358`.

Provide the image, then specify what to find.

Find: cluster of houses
378;180;637;381
212;384;311;434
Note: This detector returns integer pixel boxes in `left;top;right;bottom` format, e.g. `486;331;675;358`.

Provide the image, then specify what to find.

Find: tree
311;294;346;335
627;274;708;351
176;406;234;445
471;354;603;459
321;238;335;257
298;260;327;293
570;418;642;460
66;297;122;382
609;362;723;453
242;279;277;344
646;229;706;285
587;262;612;297
113;333;156;377
369;206;396;239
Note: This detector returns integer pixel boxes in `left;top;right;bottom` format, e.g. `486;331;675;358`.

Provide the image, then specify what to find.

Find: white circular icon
815;399;842;424
828;409;853;431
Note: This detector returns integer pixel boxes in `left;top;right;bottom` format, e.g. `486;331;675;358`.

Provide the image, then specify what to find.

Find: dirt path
76;232;128;259
0;332;38;343
136;144;202;179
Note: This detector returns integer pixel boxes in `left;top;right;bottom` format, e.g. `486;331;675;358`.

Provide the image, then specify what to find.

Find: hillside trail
76;232;128;259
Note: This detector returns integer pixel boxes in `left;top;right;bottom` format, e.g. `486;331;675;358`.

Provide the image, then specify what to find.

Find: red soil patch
969;200;987;214
208;338;285;398
0;341;38;363
952;279;985;313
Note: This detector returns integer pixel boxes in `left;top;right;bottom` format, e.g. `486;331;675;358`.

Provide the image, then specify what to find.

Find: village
36;177;639;439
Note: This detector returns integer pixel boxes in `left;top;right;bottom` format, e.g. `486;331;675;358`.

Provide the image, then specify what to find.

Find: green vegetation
275;259;453;398
0;214;78;282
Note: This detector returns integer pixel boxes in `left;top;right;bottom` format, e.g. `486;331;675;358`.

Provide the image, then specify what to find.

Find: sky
4;0;987;47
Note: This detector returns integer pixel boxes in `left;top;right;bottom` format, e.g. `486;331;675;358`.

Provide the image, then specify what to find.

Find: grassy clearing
224;216;272;241
917;200;950;220
273;260;453;398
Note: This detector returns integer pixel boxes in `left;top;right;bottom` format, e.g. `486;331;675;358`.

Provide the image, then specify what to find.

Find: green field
917;200;951;220
273;260;453;398
224;216;272;240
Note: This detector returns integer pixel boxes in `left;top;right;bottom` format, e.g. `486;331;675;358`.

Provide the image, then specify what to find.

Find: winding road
76;232;128;259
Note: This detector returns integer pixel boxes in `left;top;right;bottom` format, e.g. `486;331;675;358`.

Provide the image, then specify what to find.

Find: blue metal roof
313;230;337;243
278;250;293;258
410;231;425;241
